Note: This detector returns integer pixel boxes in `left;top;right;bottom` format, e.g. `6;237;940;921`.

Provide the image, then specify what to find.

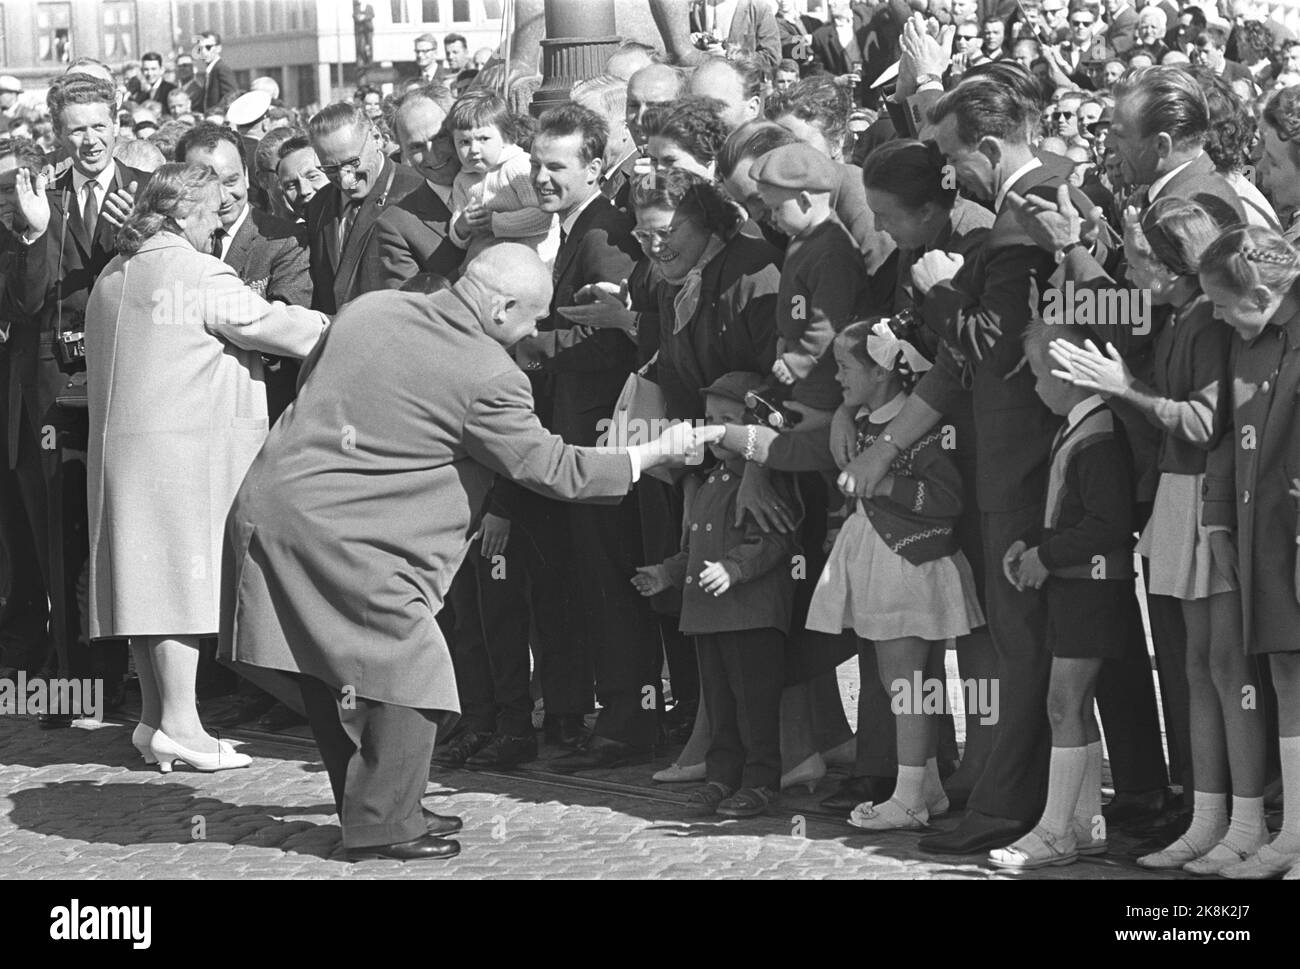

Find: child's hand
698;560;734;596
631;565;670;597
911;250;964;294
871;474;895;497
1016;546;1049;590
463;202;491;229
1002;540;1027;588
772;358;795;385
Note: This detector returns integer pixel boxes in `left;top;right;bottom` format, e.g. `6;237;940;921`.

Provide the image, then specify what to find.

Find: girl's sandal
848;797;930;832
988;825;1079;870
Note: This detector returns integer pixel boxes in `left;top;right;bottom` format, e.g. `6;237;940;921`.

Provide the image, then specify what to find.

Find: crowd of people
1;0;1299;871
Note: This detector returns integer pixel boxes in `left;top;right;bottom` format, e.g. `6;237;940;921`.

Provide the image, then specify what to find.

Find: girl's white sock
1271;735;1300;855
1072;741;1103;836
923;756;944;804
1221;795;1268;855
1041;746;1088;838
893;764;927;812
1181;790;1229;852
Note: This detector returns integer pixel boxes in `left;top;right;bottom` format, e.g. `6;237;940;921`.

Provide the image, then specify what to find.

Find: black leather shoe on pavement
1103;789;1168;827
918;810;1033;855
348;834;460;861
542;714;587;748
209;692;278;728
257;701;307;732
431;729;492;768
549;735;652;773
422;809;463;836
466;733;538;770
820;775;896;813
37;713;73;730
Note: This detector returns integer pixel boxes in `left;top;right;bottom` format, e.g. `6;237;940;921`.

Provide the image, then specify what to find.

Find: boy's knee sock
1272;735;1300;854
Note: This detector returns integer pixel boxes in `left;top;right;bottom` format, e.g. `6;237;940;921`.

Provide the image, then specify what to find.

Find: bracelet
743;424;758;462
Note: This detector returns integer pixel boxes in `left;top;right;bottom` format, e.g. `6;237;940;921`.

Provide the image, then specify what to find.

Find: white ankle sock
1273;735;1300;855
1041;746;1088;838
894;764;927;811
1221;795;1267;854
1181;791;1229;851
1072;741;1103;836
923;756;944;802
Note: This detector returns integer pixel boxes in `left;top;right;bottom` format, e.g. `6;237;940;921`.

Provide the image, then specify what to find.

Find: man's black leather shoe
431;729;491;767
542;715;586;748
348;834;460;861
423;809;463;836
918;811;1032;855
1103;789;1168;827
38;713;73;730
820;775;895;813
257;702;307;732
209;693;278;728
466;733;538;769
549;735;652;773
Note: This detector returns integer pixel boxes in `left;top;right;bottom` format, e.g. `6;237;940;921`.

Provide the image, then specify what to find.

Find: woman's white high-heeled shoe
652;762;706;783
780;752;827;793
132;724;158;764
148;729;251;773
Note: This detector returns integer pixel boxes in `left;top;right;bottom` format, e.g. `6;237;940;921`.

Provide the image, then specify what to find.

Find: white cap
0;75;21;93
226;89;272;127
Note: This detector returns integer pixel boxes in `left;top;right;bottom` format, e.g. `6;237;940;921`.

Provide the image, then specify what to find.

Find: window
423;0;442;22
452;0;469;22
255;0;269;33
103;1;137;60
0;7;7;65
390;0;405;22
295;63;317;108
37;2;72;63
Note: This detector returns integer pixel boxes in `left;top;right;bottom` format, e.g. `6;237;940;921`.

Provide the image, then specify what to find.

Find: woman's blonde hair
116;162;219;255
1197;224;1300;302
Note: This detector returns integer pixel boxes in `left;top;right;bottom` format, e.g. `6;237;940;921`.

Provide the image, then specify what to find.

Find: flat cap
226;89;271;127
0;75;21;94
701;371;767;406
749;142;839;193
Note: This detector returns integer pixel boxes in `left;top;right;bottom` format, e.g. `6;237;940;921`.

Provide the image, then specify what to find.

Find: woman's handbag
607;353;680;484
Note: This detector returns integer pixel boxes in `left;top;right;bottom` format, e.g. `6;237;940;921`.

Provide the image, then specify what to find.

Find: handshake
625;422;726;473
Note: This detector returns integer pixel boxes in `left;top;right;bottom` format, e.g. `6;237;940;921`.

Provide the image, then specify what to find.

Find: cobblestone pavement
0;715;1191;880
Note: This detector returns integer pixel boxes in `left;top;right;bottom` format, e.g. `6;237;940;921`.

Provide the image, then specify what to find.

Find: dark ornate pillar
529;0;622;116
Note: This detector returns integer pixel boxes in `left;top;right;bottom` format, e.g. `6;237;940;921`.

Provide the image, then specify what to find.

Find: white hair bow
866;320;933;376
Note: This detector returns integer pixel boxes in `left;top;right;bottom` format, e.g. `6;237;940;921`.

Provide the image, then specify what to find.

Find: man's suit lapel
222;209;257;274
552;194;603;290
322;188;342;271
58;169;91;258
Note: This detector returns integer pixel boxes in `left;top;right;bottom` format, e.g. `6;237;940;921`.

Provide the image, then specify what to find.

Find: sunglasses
1070;18;1093;27
1055;110;1077;119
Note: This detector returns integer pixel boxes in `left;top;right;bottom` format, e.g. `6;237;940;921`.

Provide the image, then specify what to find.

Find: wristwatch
915;73;943;88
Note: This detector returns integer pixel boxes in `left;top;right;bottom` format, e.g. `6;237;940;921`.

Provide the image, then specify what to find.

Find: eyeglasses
1055;110;1077;120
320;156;363;177
631;221;685;246
1070;18;1093;27
199;43;216;50
415;46;435;54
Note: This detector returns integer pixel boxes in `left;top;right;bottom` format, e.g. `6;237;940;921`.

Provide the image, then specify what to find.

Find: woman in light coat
86;163;327;772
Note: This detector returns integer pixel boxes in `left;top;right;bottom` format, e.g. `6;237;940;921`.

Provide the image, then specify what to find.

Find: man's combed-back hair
47;74;117;126
1112;65;1209;149
929;76;1035;145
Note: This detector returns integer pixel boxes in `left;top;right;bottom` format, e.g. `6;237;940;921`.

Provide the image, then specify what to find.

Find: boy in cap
632;372;800;818
751;141;867;427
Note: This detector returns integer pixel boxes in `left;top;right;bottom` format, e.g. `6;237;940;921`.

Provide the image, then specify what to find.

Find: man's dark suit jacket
18;161;152;442
221;205;313;421
202;58;239;111
1106;5;1139;54
305;158;423;313
600;151;640;216
913;154;1105;514
1145;151;1247;228
131;79;175;107
529;194;641;448
361;181;464;291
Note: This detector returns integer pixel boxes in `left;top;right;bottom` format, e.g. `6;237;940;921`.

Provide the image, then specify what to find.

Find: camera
54;329;86;373
744;379;801;430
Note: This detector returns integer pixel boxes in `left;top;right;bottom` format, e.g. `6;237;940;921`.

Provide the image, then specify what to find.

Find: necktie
338;201;357;254
82;182;99;242
211;228;226;258
559;227;568;249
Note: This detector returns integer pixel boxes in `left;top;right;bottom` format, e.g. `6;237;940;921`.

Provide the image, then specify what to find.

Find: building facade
0;0;175;86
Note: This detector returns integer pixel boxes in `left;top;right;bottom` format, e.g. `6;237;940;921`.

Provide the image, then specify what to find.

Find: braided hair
1197;225;1300;304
